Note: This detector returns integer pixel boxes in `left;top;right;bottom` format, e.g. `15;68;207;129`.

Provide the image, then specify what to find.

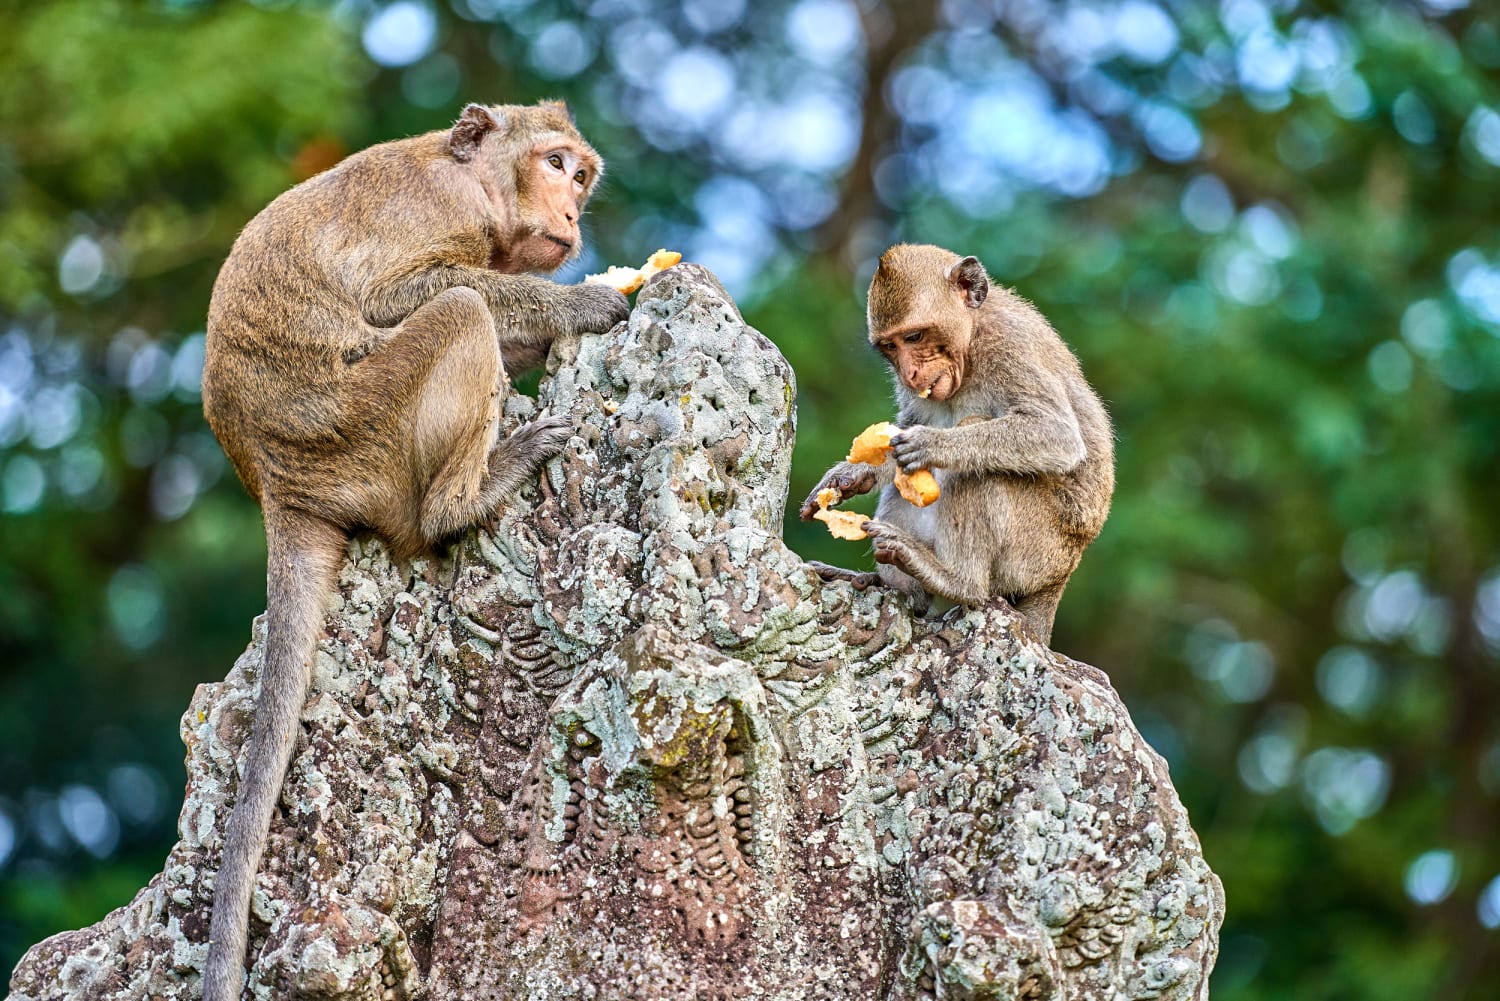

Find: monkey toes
507;414;576;468
806;561;880;590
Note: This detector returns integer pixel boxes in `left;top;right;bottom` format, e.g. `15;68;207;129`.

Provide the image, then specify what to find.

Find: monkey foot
806;561;879;590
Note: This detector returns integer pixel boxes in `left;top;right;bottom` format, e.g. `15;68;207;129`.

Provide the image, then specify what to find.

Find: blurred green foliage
2;0;1499;997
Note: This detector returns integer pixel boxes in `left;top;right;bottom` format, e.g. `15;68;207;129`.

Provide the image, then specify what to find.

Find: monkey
800;244;1114;646
197;100;629;1001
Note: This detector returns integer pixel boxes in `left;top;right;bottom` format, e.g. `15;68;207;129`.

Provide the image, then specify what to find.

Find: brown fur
198;101;627;1001
801;244;1114;645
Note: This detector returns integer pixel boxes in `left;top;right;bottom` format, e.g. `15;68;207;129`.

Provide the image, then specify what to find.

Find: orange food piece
845;422;940;507
846;422;900;465
813;507;869;541
894;468;940;507
645;248;682;272
584;248;682;294
585;265;644;293
813;485;867;540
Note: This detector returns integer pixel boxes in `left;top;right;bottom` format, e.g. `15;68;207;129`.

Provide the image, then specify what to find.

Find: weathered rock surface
8;265;1222;1001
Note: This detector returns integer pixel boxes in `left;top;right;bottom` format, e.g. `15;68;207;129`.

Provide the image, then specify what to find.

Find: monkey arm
892;395;1085;478
361;262;628;344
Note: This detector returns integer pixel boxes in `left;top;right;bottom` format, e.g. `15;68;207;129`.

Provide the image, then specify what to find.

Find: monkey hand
799;464;878;520
890;425;944;474
568;283;631;334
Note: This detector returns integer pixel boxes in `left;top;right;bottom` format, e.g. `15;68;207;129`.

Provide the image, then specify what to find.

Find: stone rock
7;264;1223;1001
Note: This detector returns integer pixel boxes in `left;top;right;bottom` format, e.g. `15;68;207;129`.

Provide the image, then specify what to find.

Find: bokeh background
3;0;1499;996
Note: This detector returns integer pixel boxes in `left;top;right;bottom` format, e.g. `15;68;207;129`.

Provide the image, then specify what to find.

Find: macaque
801;244;1114;645
198;100;628;1001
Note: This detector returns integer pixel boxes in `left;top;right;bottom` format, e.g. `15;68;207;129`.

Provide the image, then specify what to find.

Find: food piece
812;484;868;540
644;248;682;273
584;248;683;294
894;468;940;507
845;421;941;507
846;421;900;465
584;265;644;294
813;506;869;540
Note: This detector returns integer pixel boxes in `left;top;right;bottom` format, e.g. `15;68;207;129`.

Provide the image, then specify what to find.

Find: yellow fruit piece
846;421;900;465
816;487;839;509
894;468;940;507
644;248;682;273
583;248;682;294
584;265;644;293
814;507;869;540
845;421;940;506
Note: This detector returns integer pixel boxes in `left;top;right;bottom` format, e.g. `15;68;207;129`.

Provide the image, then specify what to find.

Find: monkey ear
541;98;574;122
449;104;503;162
947;256;989;309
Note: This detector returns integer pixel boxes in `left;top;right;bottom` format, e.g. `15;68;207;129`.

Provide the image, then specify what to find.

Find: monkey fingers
570;284;631;333
890;427;941;474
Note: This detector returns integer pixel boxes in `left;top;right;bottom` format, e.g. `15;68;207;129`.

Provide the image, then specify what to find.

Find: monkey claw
7;264;1221;1001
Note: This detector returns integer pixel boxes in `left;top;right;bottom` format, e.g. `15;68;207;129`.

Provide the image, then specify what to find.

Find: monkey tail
204;505;346;1001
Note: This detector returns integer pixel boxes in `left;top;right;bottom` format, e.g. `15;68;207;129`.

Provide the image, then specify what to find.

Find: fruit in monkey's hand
845;422;940;507
583;248;682;294
811;487;870;541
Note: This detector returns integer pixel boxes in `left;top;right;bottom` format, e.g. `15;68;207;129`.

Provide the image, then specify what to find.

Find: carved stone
7;265;1222;1001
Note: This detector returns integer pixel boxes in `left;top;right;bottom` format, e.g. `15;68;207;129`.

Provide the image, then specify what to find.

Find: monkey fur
801;244;1114;645
198;101;628;1001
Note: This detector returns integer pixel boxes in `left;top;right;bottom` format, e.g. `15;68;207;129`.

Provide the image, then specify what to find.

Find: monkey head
449;100;603;274
867;244;990;402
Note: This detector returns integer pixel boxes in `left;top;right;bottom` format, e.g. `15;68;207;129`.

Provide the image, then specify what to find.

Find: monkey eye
904;330;925;344
547;153;565;170
573;169;587;185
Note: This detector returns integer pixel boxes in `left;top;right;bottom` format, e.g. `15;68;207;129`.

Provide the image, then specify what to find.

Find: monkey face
493;141;597;274
882;330;965;401
866;244;988;403
528;142;595;264
451;103;602;276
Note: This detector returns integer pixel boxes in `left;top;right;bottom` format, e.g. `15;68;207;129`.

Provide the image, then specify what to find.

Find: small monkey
801;244;1114;645
198;101;628;1001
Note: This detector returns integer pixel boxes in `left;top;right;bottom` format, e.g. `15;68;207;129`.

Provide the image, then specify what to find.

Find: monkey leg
472;413;576;512
385;288;513;543
401;295;575;542
338;286;507;549
1013;583;1066;646
864;520;989;608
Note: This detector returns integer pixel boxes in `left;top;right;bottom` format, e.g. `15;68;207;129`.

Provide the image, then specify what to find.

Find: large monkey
198;101;628;1001
800;244;1114;645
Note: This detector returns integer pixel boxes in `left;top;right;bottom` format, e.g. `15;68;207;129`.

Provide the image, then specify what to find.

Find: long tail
203;505;346;1001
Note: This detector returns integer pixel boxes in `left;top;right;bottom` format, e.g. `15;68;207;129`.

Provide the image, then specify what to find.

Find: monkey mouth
544;234;574;252
921;373;956;401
